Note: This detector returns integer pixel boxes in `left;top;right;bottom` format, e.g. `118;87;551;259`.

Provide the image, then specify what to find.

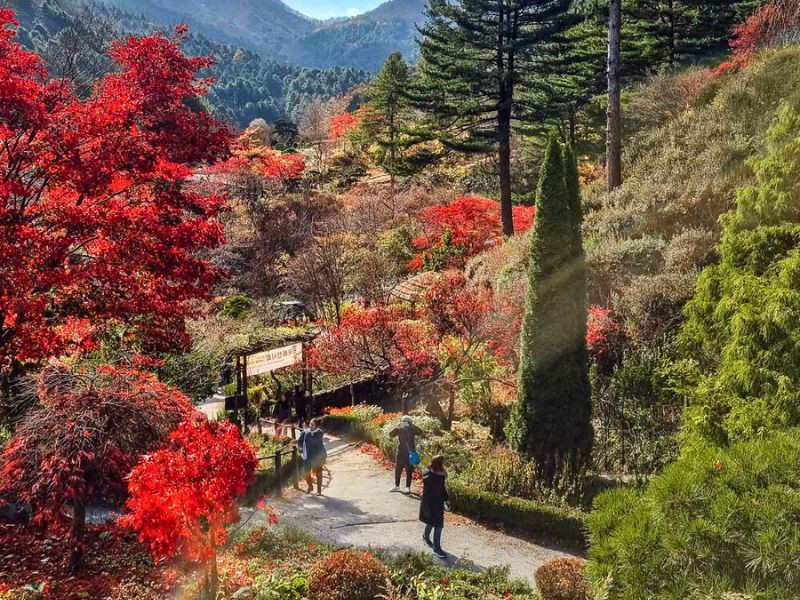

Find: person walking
293;385;308;428
419;455;449;559
298;418;327;496
273;392;291;437
389;415;423;494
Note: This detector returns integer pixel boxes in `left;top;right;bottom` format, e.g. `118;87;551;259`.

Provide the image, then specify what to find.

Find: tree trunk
445;387;456;431
349;382;356;406
567;105;577;148
69;493;86;573
667;0;676;70
606;0;623;192
498;105;514;237
201;554;219;600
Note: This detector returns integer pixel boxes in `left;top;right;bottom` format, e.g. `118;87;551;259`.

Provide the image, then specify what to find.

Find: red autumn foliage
330;112;361;141
0;364;193;570
122;416;256;564
586;305;626;372
411;196;535;270
716;0;800;74
423;271;492;338
309;305;437;385
260;150;306;181
0;11;230;372
0;522;181;600
211;144;305;185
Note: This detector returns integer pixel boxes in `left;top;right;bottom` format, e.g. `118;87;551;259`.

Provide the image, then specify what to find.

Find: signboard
246;343;303;376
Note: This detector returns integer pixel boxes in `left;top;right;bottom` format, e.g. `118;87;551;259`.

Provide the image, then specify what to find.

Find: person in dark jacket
389;415;424;494
419;455;449;559
298;418;327;495
273;392;291;437
292;385;308;428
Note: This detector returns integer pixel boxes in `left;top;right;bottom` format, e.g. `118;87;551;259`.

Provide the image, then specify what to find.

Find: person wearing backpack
389;415;423;494
420;455;449;559
298;418;327;495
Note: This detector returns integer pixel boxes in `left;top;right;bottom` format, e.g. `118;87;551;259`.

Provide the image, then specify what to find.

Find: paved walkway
250;436;576;586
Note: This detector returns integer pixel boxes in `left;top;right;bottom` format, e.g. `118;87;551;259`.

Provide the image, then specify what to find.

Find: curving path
256;436;577;586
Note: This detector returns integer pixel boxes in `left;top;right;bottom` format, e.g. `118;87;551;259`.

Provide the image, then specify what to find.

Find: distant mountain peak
100;0;426;71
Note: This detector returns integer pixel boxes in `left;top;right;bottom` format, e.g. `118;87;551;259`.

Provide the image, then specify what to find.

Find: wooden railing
256;418;302;495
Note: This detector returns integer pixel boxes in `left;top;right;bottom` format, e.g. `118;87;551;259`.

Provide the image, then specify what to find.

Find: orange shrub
372;412;402;427
324;406;354;416
307;550;389;600
535;557;591;600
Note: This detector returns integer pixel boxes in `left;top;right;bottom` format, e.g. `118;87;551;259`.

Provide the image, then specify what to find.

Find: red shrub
716;0;800;74
122;417;256;564
0;364;193;571
307;549;389;600
535;557;591;600
310;305;437;385
330;112;361;141
411;196;535;270
586;305;626;372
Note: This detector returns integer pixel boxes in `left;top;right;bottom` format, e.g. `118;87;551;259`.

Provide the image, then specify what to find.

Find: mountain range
105;0;426;71
11;0;371;126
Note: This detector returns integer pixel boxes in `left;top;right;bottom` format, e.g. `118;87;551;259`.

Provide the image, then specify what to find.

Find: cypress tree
508;136;592;485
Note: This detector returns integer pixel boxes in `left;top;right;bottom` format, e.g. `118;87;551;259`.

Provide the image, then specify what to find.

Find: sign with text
246;343;303;376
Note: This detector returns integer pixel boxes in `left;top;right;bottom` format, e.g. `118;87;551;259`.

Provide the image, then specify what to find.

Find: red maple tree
0;12;230;374
0;364;194;571
330;112;361;141
122;416;256;596
410;196;535;270
310;305;437;392
423;271;495;427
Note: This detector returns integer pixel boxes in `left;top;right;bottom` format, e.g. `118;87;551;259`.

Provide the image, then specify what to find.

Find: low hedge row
322;413;588;547
447;479;587;547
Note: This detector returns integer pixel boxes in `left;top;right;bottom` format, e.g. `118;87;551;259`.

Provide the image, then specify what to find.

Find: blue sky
284;0;384;19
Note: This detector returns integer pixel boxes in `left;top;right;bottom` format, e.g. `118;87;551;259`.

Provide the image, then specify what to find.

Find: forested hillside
104;0;425;71
11;0;369;125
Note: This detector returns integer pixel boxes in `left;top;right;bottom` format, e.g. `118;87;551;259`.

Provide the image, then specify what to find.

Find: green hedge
323;413;587;546
448;479;587;547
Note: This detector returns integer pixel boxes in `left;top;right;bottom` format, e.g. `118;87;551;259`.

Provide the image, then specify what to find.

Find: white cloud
346;7;361;17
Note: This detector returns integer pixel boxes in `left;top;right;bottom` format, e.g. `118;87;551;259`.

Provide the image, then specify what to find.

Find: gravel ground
252;436;577;586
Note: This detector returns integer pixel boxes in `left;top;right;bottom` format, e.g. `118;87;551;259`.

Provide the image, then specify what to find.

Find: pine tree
508;136;592;485
627;0;758;70
414;0;574;236
366;52;412;184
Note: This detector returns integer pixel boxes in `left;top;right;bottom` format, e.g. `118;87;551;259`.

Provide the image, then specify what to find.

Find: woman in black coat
419;455;449;558
298;418;327;495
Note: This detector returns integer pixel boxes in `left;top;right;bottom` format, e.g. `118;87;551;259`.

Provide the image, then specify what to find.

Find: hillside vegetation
585;45;800;341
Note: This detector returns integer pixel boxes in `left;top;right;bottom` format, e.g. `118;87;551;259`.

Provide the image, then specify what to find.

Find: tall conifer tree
366;52;412;184
508;136;592;484
415;0;574;236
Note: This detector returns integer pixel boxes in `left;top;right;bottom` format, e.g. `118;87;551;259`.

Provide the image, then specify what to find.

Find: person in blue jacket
298;418;327;496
